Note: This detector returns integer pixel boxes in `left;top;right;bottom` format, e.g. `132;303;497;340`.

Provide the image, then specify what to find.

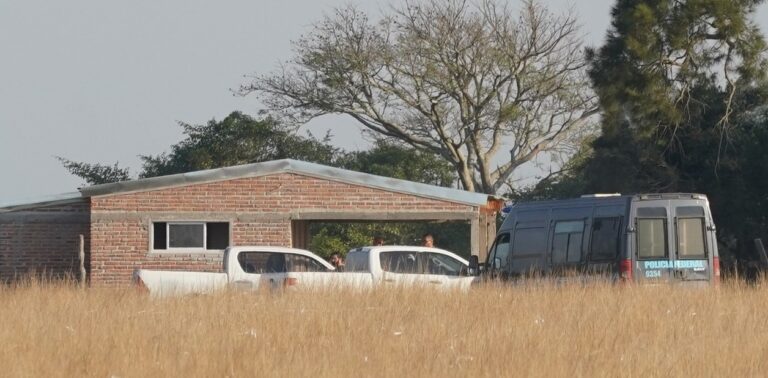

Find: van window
379;251;420;274
487;233;511;270
677;218;706;258
552;221;584;264
345;252;369;272
637;218;667;259
512;227;548;257
590;217;622;261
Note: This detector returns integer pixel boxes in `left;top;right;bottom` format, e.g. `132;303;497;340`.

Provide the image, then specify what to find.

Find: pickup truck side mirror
468;255;480;276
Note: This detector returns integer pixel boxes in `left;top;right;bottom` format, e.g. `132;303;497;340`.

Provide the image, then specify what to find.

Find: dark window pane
552;221;584;265
264;253;286;273
153;222;167;250
239;252;268;273
678;218;706;258
287;254;329;272
637;207;667;217
238;252;286;273
590;217;622;261
425;253;463;276
637;219;667;258
379;252;419;274
567;233;583;263
488;233;511;270
555;221;583;234
206;222;229;249
552;233;568;264
512;228;547;256
346;252;369;272
677;206;704;217
168;223;204;248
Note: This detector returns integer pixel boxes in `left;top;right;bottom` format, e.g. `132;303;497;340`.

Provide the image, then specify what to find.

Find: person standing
329;253;345;271
372;236;385;246
422;233;435;248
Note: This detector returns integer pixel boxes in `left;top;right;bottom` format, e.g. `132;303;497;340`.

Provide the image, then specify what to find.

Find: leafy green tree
583;0;767;193
708;101;768;263
567;0;768;262
59;111;342;184
309;221;471;259
139;111;340;178
338;140;455;187
241;0;598;194
55;157;131;186
506;137;595;201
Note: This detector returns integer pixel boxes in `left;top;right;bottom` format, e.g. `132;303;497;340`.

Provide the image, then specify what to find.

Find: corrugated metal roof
79;159;491;206
0;191;84;213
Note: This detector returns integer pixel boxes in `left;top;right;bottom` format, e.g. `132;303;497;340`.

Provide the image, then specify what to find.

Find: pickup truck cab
135;246;352;297
345;246;477;291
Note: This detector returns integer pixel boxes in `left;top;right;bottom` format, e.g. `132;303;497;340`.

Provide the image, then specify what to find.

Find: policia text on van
468;193;720;284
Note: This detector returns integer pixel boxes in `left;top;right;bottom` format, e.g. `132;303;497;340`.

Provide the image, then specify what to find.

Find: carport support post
79;234;86;289
470;218;480;258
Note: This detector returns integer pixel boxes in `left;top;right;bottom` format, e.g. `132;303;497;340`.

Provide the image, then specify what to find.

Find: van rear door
669;206;711;282
634;206;674;282
633;200;712;283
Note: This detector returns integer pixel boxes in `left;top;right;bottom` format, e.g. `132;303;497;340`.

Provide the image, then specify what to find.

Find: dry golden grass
1;279;767;377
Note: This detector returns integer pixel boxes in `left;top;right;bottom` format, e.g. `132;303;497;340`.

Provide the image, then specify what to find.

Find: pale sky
1;0;766;203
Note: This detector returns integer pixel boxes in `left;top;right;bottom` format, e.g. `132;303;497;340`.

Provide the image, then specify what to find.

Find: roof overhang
0;192;84;213
79;159;492;206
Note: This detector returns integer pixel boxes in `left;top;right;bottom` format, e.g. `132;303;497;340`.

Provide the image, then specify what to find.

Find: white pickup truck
134;246;358;297
343;245;477;291
135;245;476;297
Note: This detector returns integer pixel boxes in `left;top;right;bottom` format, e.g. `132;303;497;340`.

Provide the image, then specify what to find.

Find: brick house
0;159;502;286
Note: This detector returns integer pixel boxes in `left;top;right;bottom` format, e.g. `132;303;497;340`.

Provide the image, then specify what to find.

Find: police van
470;193;720;284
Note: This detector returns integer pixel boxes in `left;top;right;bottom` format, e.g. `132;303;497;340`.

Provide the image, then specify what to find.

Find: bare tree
240;0;598;194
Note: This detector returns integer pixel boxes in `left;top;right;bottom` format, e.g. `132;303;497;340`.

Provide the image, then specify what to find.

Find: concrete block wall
0;200;90;282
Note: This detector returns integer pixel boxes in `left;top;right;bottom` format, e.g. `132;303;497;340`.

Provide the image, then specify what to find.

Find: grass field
1;280;767;377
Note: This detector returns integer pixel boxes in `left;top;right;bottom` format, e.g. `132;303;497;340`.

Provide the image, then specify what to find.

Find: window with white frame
152;222;229;250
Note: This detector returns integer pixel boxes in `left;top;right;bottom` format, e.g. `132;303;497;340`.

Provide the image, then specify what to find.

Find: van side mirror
468;255;480;276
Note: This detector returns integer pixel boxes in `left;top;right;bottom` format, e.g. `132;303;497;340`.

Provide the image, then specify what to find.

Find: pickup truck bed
136;270;228;297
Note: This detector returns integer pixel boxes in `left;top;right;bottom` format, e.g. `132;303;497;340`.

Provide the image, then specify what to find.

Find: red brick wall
89;173;475;286
232;220;292;246
91;174;471;212
89;219;225;286
0;200;90;283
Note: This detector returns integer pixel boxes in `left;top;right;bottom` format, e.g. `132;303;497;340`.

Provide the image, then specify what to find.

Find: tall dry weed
1;279;767;377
